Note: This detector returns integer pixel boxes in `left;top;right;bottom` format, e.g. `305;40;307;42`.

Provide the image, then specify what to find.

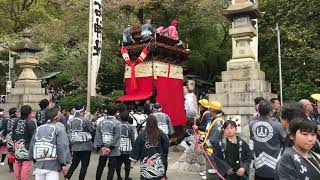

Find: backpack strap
131;114;139;124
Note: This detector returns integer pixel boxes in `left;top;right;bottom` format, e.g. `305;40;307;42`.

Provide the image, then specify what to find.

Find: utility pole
276;22;283;105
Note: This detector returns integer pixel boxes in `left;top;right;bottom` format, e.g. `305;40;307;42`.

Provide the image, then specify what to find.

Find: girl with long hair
130;115;169;180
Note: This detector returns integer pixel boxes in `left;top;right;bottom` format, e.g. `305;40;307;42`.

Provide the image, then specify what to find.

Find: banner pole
87;0;93;114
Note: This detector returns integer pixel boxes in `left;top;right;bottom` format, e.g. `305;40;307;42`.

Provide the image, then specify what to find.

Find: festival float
117;19;190;134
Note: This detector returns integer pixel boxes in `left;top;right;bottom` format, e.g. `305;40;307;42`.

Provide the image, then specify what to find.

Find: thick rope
192;121;199;155
200;144;226;180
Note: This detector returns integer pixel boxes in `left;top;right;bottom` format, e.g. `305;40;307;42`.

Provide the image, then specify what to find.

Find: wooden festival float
117;26;190;137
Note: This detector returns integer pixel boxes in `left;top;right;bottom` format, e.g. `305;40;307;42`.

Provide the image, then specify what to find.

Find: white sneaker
0;162;5;166
201;175;207;180
199;171;206;176
208;169;217;174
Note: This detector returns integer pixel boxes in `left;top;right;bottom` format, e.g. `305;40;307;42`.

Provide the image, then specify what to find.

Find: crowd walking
1;94;320;180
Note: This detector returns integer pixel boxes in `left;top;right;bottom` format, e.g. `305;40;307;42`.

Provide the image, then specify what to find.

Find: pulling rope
193;117;225;180
192;121;199;155
200;144;226;180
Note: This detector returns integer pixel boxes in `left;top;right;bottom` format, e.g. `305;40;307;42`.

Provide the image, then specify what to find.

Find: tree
259;0;320;101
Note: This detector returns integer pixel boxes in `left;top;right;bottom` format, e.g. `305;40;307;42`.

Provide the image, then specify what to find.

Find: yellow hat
311;94;320;101
198;99;210;108
209;101;222;111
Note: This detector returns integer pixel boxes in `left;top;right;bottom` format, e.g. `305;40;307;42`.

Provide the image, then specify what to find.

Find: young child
3;107;19;172
212;120;252;180
12;105;37;180
116;110;135;180
280;102;307;151
275;118;320;180
36;99;49;127
0;108;8;166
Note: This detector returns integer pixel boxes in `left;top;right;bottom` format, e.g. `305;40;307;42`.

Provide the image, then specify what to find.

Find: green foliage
59;90;124;112
0;0;231;95
0;0;319;101
259;0;320;101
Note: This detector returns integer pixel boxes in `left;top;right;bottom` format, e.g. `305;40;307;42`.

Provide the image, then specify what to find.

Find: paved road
0;147;200;180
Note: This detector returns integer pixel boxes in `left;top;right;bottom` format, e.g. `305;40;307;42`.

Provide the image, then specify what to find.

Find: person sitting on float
141;19;156;42
161;19;179;41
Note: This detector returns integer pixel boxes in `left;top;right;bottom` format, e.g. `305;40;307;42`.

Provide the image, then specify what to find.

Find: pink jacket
161;25;179;40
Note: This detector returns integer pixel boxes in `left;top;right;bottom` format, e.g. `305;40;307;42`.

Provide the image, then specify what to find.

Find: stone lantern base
209;61;277;141
4;79;47;116
0;36;48;117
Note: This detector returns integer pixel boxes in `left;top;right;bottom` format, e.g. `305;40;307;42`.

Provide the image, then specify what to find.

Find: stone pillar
209;0;276;141
4;36;47;115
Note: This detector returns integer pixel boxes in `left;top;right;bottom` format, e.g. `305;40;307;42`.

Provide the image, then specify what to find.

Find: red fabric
117;92;152;101
121;48;137;89
134;47;149;65
120;47;150;90
155;77;187;126
117;77;153;102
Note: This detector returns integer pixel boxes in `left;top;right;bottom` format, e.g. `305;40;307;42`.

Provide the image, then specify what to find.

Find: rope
192;121;199;155
200;144;226;180
147;37;153;49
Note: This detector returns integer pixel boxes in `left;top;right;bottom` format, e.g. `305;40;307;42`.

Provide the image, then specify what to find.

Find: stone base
10;87;46;94
209;92;276;107
221;69;265;81
216;80;272;93
4;94;47;116
15;80;43;88
227;58;260;70
3;81;47;117
209;64;277;140
172;143;206;172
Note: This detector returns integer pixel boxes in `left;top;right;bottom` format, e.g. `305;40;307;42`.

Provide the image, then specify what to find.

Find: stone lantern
12;36;42;86
4;34;47;115
223;0;261;70
209;0;277;141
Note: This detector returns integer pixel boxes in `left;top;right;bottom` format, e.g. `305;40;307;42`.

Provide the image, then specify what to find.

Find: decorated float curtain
155;76;187;126
120;47;149;90
117;76;153;101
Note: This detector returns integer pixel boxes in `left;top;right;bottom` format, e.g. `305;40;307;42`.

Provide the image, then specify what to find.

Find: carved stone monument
4;35;47;115
209;0;277;140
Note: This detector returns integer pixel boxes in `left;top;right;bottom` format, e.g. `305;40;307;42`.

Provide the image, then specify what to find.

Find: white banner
90;0;102;96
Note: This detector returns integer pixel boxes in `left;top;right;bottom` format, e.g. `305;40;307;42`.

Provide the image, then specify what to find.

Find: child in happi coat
12;105;37;180
2;107;19;172
275;118;320;180
35;99;49;127
0;108;8;166
212;120;252;180
116;110;135;180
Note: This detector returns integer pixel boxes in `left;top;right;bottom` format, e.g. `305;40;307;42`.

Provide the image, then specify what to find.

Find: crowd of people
1;94;320;180
0;99;173;180
193;96;320;180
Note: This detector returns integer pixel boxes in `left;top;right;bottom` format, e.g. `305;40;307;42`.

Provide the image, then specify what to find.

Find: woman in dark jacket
130;115;169;180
